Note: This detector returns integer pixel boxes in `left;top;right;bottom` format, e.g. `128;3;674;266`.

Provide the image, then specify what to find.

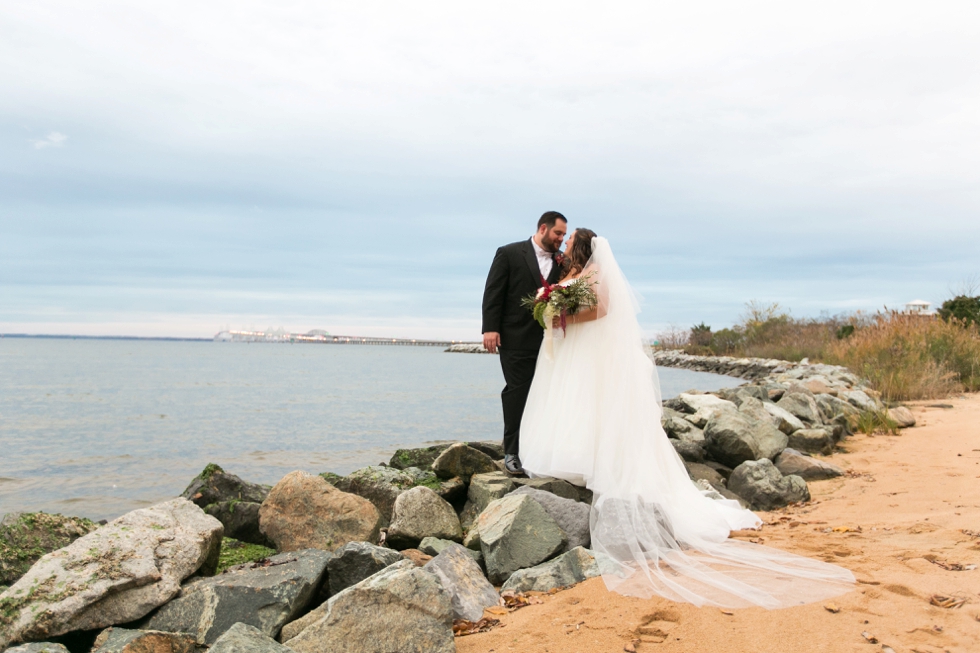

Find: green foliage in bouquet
521;274;599;329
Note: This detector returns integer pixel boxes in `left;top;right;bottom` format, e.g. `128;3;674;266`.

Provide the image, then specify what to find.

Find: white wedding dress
520;237;854;608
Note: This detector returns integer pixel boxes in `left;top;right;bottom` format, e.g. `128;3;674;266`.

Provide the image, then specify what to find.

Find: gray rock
210;622;296;653
460;472;516;529
0;498;222;649
465;441;505;460
509;486;590;551
727;459;810;510
704;460;734;481
841;389;879;412
423;543;499;621
0;512;99;587
787;428;835;455
332;466;417;527
735;386;769;404
418;537;483;566
676;393;738;428
683;461;726;486
397;468;467;505
462;526;481;551
661;407;705;442
388;444;451;471
737;397;773;425
774;448;845;481
762;401;806;434
205;501;273;548
5;644;70;653
142;549;330;644
91;628;197;653
386;487;462;549
776;392;822;425
671;439;705;463
888;406;916;428
694;479;748;508
478;494;567;584
326;541;404;596
259;471;382;553
282;560;454;653
182;464;270;508
510;476;581;501
500;546;600;593
704;410;788;468
431;443;497;482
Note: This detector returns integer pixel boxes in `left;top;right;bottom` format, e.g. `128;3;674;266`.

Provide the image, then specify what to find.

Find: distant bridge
214;329;473;347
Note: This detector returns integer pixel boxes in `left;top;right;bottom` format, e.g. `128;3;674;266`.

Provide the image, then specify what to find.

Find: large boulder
510;476;581;501
737;397;774;425
181;464;270;508
675;393;737;428
5;644;70;653
841;389;879;412
465;441;505;460
661;407;705;442
500;546;599;593
91;628;197;653
0;512;99;587
888;406;916;428
683;461;726;487
704;410;788;468
459;471;516;529
431;443;497;482
773;448;845;481
510;486;590;551
671;439;706;463
478;494;567;584
0;499;222;649
762;402;806;434
204;502;272;549
423;544;499;621
331;466;417;526
259;471;381;552
787;428;835;455
727;459;810;511
387;444;451;470
776;392;822;425
386;487;462;549
281;560;454;653
210;622;296;653
141;549;331;644
326;541;404;596
397;468;467;505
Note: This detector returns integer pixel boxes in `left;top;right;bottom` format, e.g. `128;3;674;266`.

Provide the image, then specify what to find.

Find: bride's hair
564;228;597;276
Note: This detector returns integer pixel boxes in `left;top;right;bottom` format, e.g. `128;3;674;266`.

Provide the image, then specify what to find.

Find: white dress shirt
531;238;554;281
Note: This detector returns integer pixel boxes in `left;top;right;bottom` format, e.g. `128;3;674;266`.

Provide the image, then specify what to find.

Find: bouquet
521;272;598;334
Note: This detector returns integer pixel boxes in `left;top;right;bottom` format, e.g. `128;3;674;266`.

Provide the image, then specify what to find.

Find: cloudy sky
2;1;978;339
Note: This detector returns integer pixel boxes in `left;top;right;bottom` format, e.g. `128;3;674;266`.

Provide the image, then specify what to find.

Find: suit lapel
547;255;562;284
523;239;543;287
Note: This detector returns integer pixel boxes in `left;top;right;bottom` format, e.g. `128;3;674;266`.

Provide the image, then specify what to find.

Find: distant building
904;300;936;316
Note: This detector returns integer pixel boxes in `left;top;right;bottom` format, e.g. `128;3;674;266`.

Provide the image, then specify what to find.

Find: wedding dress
520;237;854;608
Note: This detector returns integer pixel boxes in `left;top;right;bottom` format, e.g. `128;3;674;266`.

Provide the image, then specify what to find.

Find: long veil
581;237;854;607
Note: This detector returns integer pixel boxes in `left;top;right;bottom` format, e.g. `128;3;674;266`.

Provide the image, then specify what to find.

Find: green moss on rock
0;512;99;587
216;538;276;573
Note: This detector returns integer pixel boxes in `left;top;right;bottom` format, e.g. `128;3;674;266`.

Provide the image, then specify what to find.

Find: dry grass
827;312;980;401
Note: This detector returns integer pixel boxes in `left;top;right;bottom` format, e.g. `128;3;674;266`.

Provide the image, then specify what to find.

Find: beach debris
861;631;879;644
961;529;980;539
929;594;967;609
831;525;862;533
452;617;501;637
927;559;976;572
720;609;734;615
499;589;545;611
880;645;896;653
623;638;641;652
824;603;841;613
501;546;599;593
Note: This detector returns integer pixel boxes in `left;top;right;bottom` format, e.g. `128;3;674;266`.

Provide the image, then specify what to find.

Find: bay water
0;338;739;520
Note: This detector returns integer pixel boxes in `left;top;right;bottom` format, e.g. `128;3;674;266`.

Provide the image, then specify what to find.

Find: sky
1;1;978;340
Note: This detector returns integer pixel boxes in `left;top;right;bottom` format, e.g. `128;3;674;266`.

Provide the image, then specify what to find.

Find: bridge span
213;329;474;347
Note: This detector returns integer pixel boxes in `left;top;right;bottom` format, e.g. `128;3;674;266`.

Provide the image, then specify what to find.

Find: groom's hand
483;332;501;353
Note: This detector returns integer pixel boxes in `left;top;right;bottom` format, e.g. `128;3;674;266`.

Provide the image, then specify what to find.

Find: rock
0;512;99;587
259;471;381;552
787;428;835;455
841;389;879;412
776;392;822;425
676;393;738;428
418;537;483;566
142;549;330;644
727;460;810;511
205;501;273;548
735;386;769;403
388;444;452;471
704;410;788;468
431;443;497;482
774;448;845;481
91;628;197;653
661;407;705;442
462;525;481;551
510;476;581;501
704;460;734;481
386;486;463;549
423;543;499;621
398;549;432;567
694;479;748;507
397;468;467;505
5;644;70;653
765;383;788;402
500;546;599;593
465;441;505;460
737;397;774;425
0;498;222;649
762;401;806;434
181;464;270;508
326;541;404;596
281;560;454;653
888;406;916;428
209;622;296;653
460;472;517;529
683;461;726;486
478;494;567;584
671;439;705;463
332;466;417;526
510;486;590;551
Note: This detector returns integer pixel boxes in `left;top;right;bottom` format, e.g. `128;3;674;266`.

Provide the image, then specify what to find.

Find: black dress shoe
504;454;524;475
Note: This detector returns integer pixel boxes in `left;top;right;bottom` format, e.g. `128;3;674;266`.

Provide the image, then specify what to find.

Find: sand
456;395;980;653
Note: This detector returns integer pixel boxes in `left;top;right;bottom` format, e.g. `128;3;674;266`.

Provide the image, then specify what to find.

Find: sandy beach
457;394;980;653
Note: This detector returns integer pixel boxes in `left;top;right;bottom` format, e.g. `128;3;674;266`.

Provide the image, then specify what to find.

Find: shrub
938;295;980;326
690;323;712;347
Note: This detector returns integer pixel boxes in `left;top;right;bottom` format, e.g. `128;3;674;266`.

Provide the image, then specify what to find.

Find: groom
482;211;567;474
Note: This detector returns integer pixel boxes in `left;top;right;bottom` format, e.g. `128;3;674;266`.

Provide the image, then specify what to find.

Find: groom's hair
537;211;567;229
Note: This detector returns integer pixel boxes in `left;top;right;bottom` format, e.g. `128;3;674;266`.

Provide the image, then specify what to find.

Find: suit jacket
482;238;563;352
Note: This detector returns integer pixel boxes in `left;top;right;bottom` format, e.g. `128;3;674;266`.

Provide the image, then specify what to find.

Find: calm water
0;338;739;520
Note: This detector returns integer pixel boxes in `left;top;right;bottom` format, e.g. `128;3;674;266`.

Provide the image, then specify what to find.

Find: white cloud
31;131;67;149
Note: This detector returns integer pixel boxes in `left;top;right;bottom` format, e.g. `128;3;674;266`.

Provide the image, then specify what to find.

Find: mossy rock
388;444;454;470
181;464;270;508
215;537;276;573
0;512;99;587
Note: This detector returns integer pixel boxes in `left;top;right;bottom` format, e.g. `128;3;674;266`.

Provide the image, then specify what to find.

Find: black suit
482;238;562;456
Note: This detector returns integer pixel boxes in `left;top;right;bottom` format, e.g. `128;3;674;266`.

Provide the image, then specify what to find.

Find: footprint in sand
634;608;681;644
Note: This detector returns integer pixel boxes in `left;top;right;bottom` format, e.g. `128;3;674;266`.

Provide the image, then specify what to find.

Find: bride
520;229;854;608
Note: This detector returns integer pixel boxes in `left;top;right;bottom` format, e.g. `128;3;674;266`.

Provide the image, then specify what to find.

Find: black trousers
499;348;539;456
